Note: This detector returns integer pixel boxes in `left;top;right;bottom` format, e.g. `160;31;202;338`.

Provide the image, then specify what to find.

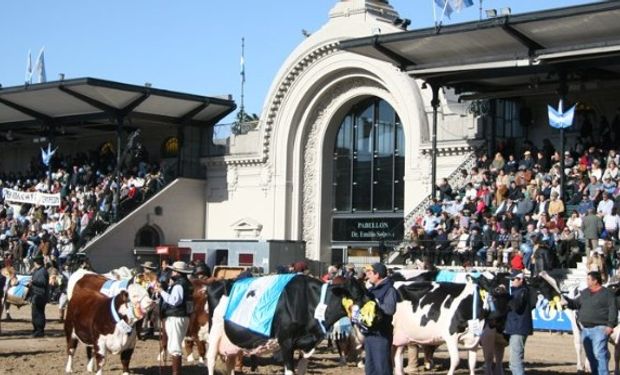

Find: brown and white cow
64;270;154;375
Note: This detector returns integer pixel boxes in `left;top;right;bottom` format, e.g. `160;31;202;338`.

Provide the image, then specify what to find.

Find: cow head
529;271;564;310
329;277;380;328
473;273;511;320
123;283;155;323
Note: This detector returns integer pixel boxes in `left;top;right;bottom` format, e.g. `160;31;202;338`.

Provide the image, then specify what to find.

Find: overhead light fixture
485;9;497;18
500;7;511;16
392;17;411;30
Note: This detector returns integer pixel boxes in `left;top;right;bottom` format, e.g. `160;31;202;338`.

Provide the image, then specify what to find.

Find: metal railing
391;148;481;257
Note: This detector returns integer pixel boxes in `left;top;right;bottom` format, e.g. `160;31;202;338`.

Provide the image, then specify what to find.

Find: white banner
2;188;61;206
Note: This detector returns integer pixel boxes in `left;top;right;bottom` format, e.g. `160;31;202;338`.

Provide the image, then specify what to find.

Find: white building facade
203;0;481;265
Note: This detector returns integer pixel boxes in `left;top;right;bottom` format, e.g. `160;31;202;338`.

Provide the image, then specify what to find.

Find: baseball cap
365;262;388;278
509;270;524;279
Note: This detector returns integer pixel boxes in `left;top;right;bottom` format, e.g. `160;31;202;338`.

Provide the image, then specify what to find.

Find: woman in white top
603;208;620;240
603;160;619;180
566;210;583;239
589;159;603;181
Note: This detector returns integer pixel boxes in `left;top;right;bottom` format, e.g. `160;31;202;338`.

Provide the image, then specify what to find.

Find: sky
0;0;600;124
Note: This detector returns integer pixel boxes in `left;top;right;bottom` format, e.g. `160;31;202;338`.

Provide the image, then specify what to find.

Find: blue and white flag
548;100;576;129
451;0;474;12
435;0;474;19
35;47;46;83
240;37;246;84
26;50;32;84
41;143;57;167
225;274;296;337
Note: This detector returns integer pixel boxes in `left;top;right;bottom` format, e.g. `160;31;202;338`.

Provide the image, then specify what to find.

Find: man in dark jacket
504;271;533;375
29;256;49;337
583;208;604;256
362;262;398;375
565;271;617;375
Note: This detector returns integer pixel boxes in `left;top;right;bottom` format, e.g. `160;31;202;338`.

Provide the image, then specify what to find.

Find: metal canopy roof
0;77;236;130
339;2;620;99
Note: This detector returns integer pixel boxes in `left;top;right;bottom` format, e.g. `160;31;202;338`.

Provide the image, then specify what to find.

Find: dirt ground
0;303;596;374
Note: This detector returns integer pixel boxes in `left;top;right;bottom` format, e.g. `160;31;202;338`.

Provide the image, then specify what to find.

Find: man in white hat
154;261;193;374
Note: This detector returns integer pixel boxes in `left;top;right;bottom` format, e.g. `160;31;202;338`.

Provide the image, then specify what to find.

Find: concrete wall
85;178;206;272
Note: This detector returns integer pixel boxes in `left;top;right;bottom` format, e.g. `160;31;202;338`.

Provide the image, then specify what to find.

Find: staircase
78;178;206;271
387;148;480;264
560;255;589;290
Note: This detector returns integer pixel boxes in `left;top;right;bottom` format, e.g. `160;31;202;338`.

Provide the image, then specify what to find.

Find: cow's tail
67;269;96;301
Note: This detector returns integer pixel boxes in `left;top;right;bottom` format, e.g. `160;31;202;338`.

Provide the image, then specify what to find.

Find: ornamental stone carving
226;165;238;196
301;77;386;256
259;162;273;195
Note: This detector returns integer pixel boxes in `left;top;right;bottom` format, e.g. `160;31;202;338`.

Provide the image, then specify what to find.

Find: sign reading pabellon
332;217;403;242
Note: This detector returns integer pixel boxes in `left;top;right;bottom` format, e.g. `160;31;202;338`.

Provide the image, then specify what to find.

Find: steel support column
431;85;440;199
114;116;124;223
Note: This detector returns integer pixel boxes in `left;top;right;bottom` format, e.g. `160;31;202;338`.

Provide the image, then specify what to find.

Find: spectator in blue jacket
504;271;533;375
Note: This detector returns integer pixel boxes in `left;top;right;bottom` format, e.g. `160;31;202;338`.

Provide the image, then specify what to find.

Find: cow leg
206;319;223;375
495;338;506;375
480;329;494;375
224;355;237;375
335;336;346;365
158;322;168;362
86;346;96;373
614;343;620;375
423;345;437;370
197;339;207;364
65;337;78;373
185;337;195;362
280;340;295;375
393;345;405;375
403;344;417;372
120;348;133;375
64;317;77;373
445;336;461;375
296;348;315;375
467;349;477;375
94;344;106;375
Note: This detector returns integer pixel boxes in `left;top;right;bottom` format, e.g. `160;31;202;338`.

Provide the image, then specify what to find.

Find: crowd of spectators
407;132;620;279
0;148;165;274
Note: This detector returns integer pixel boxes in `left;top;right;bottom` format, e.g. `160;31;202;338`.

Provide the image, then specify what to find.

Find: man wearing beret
363;262;398;375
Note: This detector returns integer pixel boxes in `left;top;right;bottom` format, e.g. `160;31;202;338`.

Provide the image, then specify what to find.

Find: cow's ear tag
468;319;482;336
117;320;133;334
314;303;327;321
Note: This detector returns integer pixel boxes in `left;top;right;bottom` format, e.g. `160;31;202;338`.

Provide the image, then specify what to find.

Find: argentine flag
548;100;576;129
435;0;474;18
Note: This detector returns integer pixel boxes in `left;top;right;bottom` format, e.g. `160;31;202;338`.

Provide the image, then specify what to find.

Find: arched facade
204;0;480;263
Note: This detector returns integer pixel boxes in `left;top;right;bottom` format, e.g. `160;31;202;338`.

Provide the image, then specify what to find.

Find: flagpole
240;37;245;123
433;0;437;27
558;74;567;200
439;0;450;27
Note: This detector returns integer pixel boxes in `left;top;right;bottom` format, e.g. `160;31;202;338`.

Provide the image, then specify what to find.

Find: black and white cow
205;275;369;375
392;274;510;375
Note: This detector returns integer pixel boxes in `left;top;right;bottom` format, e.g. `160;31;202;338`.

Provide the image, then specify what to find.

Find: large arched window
134;225;161;247
332;98;404;213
